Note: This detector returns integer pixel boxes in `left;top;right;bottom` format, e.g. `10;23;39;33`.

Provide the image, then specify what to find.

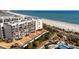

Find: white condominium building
0;11;43;40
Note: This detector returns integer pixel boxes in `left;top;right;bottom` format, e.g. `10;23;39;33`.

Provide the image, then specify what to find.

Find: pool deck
0;29;48;49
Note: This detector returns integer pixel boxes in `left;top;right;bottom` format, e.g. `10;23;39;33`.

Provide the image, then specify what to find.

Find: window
0;19;2;23
4;18;10;22
12;18;18;21
12;26;15;30
38;22;40;25
27;17;32;20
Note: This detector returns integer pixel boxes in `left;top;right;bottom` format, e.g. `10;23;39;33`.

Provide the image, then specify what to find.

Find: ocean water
11;10;79;24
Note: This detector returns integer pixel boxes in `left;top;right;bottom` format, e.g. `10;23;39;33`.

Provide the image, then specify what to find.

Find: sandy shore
42;19;79;32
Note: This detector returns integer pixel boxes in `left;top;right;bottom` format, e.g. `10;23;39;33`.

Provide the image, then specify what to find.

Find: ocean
11;10;79;25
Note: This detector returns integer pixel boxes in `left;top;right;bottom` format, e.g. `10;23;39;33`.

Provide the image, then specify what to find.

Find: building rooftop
4;19;27;26
4;21;18;26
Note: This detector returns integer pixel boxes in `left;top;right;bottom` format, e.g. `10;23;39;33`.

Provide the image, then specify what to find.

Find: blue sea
11;10;79;25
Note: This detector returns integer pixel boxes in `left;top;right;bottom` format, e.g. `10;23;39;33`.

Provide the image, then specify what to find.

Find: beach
42;19;79;32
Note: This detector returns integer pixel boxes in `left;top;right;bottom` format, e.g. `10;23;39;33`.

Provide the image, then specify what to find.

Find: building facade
0;11;43;40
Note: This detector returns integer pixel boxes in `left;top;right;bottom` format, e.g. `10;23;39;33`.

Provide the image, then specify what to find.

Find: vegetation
10;43;20;49
0;38;3;42
67;34;79;46
43;23;79;48
5;39;13;43
25;32;50;49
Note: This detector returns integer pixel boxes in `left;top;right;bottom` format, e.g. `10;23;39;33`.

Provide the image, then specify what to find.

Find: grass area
25;32;50;49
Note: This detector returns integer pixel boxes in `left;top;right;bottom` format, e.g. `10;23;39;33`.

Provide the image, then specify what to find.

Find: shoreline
42;18;79;32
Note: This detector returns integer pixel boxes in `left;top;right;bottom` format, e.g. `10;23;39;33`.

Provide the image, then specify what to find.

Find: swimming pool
56;41;74;49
